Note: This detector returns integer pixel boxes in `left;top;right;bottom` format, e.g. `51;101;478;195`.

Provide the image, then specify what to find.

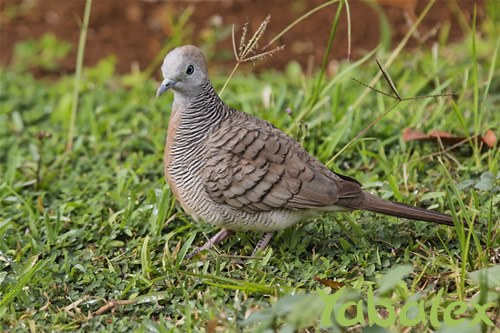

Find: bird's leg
186;229;234;259
251;232;275;257
231;232;275;264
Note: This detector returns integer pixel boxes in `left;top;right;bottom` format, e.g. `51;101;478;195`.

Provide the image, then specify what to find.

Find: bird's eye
186;65;194;75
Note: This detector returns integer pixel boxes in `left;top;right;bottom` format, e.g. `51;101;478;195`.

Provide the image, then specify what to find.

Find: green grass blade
308;1;344;109
66;0;92;151
264;0;340;49
0;258;48;310
176;232;197;269
141;235;151;280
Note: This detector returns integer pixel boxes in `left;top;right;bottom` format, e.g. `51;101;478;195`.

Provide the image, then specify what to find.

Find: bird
156;45;454;259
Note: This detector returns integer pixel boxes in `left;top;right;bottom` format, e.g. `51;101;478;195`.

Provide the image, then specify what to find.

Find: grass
0;1;499;332
66;0;92;152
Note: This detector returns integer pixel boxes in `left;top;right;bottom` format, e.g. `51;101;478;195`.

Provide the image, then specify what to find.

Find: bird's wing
202;111;362;213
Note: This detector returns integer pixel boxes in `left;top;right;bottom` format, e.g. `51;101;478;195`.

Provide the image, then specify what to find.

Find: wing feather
202;111;362;213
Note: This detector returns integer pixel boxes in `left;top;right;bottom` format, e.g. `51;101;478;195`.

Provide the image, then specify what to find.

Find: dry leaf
482;129;497;147
403;128;497;148
313;276;344;290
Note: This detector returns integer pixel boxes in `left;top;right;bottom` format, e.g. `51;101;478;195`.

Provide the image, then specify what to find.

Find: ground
1;0;484;77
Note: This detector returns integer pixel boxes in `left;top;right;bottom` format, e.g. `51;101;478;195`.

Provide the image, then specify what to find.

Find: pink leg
186;229;234;259
251;232;275;257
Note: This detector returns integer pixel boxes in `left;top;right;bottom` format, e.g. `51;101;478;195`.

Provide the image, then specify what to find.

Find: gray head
156;45;209;99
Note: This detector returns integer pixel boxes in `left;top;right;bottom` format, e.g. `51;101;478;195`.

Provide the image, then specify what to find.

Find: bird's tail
339;191;454;226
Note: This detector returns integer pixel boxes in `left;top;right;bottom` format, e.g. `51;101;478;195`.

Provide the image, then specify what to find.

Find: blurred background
0;0;485;78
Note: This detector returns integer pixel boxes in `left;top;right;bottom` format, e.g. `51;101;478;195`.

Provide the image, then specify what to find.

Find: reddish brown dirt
0;0;484;79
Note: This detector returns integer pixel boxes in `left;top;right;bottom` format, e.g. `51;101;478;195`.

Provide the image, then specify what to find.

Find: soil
0;0;484;79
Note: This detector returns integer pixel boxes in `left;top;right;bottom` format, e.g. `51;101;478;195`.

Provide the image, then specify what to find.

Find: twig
231;24;239;62
220;15;283;96
243;46;284;63
350;0;437;111
435;131;462;167
350;78;396;99
326;59;455;166
376;59;401;99
239;18;249;57
408;132;481;164
64;295;89;312
222;1;346;96
94;299;137;315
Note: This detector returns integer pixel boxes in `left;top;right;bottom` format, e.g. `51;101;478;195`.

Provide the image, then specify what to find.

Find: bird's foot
185;229;234;260
251;232;275;257
232;232;275;264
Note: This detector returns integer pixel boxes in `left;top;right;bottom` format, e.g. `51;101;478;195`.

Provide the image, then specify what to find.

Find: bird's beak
156;78;177;98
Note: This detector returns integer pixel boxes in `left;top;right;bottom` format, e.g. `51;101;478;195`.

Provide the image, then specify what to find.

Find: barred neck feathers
174;80;228;144
176;80;224;115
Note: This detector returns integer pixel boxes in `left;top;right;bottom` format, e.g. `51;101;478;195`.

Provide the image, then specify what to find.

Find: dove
156;45;453;259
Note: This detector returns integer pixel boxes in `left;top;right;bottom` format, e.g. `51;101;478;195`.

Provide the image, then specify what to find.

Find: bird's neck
173;80;225;116
172;80;228;137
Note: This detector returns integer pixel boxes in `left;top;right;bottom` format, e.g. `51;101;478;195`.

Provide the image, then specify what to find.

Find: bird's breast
164;104;194;215
164;104;214;221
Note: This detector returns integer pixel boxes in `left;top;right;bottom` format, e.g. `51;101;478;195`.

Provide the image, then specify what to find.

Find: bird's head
156;45;209;99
